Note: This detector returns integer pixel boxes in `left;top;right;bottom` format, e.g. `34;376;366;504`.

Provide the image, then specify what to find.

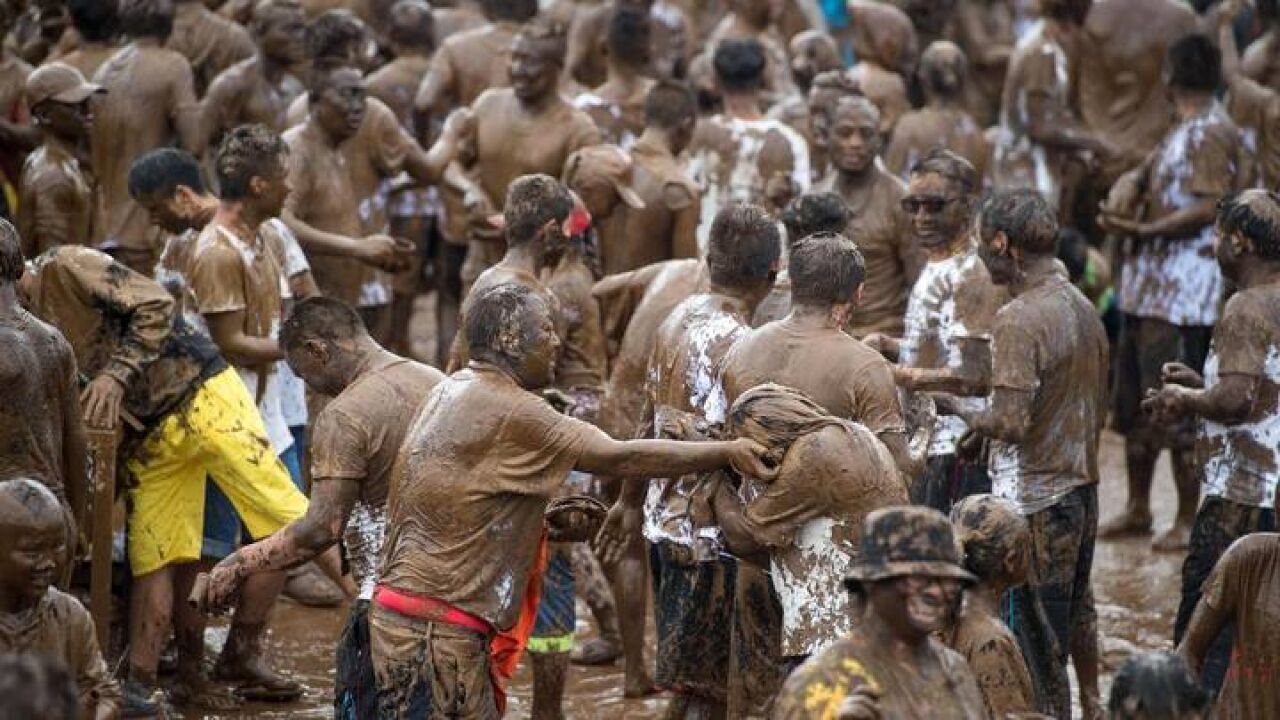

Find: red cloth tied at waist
372;533;550;716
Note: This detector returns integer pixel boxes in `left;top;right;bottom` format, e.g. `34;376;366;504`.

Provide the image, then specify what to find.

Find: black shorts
1113;314;1211;442
650;540;736;701
913;453;992;515
728;562;785;717
335;600;376;720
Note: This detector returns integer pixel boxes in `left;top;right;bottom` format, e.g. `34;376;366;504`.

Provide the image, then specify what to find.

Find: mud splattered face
0;511;64;606
827;104;880;174
890;575;962;635
35;97;95;140
507;298;561;390
136;189;195;234
286;339;346;397
1214;222;1246;286
510;37;560;105
257;5;307;65
904;172;970;249
313;69;367;142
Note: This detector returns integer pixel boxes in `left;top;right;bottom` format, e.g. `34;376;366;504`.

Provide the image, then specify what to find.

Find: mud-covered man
936;190;1109;719
1144;190;1280;694
370;282;774;718
865;150;1004;513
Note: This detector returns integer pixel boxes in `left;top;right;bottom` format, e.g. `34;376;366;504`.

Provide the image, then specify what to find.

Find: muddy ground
182;298;1185;719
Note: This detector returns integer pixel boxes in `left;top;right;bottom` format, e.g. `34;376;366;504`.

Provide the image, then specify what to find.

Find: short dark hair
0;218;22;282
281;296;366;350
307;62;362;99
1108;651;1209;720
69;0;118;42
644;80;697;129
608;6;650;68
0;653;79;720
979;190;1059;255
780;192;850;247
707;203;781;286
1056;227;1089;284
909;148;978;198
305;9;366;62
252;0;303;38
919;40;966;98
128;148;206;200
1217;189;1280;260
465;283;548;359
1168;33;1221;93
482;0;537;23
713;38;767;93
215;124;289;200
515;19;567;66
387;0;433;51
789;232;865;306
830;95;881;129
504;174;575;248
120;0;174;40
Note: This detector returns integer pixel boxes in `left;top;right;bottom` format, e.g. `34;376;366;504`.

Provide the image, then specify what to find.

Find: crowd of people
0;0;1278;718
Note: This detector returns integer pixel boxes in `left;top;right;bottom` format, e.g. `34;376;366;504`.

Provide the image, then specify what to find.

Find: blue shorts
201;430;305;560
529;546;575;653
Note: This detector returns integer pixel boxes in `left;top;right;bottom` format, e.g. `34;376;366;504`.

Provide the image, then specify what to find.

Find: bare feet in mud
1098;510;1154;540
170;673;242;711
1152;521;1192;553
623;672;658;699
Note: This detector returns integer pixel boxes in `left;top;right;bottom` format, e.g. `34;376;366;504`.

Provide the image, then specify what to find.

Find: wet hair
482;0;538;23
909;149;978;198
644;80;697;129
215;124;289;200
504;174;575;248
515;19;568;66
1056;227;1089;284
810;69;860;101
305;9;366;62
1216;189;1280;260
120;0;174;40
713;38;767;94
0;654;78;720
608;5;650;68
0;219;22;282
307;61;362;98
0;477;65;524
707;203;781;287
919;40;967;99
1168;33;1221;93
251;0;303;37
465;283;548;359
978;190;1059;255
950;494;1029;581
281;296;366;349
1108;651;1209;720
128;148;207;200
789;232;866;306
830;95;882;132
780;192;850;247
69;0;118;42
387;0;433;51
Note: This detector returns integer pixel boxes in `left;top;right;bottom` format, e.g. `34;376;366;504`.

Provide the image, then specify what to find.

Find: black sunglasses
901;196;959;215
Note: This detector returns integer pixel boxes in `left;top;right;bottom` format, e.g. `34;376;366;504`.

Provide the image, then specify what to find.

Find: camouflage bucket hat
843;505;977;591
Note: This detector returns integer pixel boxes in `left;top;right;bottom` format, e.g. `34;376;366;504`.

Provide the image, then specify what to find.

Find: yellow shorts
126;368;308;576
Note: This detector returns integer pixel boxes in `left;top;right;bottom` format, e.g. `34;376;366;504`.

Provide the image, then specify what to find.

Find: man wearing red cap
17;62;104;256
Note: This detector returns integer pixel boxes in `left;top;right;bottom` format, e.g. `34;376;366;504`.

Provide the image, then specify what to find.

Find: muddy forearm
1173;378;1256;424
584;438;738;479
281;211;364;259
896;366;986;396
880;431;923;479
953;389;1030;444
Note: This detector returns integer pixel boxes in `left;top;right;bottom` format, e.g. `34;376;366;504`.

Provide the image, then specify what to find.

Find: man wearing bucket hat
17;62;104;256
774;505;988;719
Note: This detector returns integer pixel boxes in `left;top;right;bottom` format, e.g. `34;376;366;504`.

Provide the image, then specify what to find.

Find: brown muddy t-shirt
596;135;701;277
947;608;1036;719
380;364;601;630
54;42;118;82
187;222;283;342
815;167;915;337
0;53;31;188
311;359;443;600
543;255;606;392
884;106;990;182
366;55;432;134
988;268;1108;514
1188;533;1280;720
416;22;517;112
0;310;77;503
1227;74;1280;193
774;630;989;720
202;57;304;139
18;140;96;255
720;315;907;436
91;42;199;254
167;0;255;94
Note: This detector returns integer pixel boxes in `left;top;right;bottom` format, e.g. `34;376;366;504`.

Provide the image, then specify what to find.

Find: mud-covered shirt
24;246;225;429
1199;286;1280;509
643;293;751;553
380;365;601;630
1227;73;1280;194
1189;533;1280;720
815;168;915;337
947;608;1036;719
989;268;1108;514
544;255;606;392
18;140;96;255
885;106;990;182
739;424;905;656
901;247;1006;457
774;630;989;720
1118;103;1243;327
311;359;443;600
0;589;121;718
166;0;254;94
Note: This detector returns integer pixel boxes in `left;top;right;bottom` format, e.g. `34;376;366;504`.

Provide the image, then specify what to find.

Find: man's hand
836;687;883;720
357;234;414;271
596;499;643;567
1142;385;1192;423
1162;361;1205;389
81;375;125;430
726;438;778;482
202;554;248;615
463;188;502;241
1097;213;1150;238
